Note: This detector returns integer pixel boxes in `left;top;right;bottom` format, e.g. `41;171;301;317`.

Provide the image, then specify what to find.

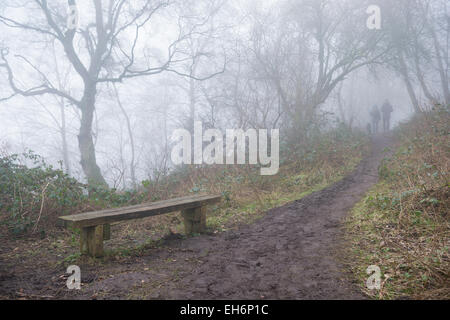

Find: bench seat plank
59;194;221;228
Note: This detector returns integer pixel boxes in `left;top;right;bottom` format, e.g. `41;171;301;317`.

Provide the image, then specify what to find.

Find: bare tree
381;0;449;111
111;83;136;188
417;0;449;106
0;0;224;187
245;0;388;142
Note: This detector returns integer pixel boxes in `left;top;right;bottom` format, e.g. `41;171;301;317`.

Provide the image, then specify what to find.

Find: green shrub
0;150;87;235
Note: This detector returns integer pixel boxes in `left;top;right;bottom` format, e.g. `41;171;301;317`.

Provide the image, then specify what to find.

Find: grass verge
343;106;449;300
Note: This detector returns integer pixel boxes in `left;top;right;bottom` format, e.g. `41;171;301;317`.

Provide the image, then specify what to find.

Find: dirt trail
0;135;392;299
153;134;392;299
88;134;391;300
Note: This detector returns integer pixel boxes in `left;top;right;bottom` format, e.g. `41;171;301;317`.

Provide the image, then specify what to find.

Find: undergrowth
0;151;86;235
1;125;369;273
344;105;449;300
1;125;368;239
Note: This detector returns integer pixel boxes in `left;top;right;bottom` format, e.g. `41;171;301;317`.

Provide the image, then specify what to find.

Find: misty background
0;0;448;189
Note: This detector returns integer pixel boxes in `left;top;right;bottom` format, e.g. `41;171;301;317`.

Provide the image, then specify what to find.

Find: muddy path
0;135;392;299
156;134;391;299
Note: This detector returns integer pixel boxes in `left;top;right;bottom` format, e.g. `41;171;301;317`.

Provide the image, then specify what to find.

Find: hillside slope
344;107;449;300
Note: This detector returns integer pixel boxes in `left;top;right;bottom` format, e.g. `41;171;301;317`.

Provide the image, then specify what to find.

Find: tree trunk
78;83;107;187
60;101;71;175
113;84;136;189
413;48;436;104
429;19;450;106
53;44;71;175
398;50;421;113
418;1;450;106
189;76;196;165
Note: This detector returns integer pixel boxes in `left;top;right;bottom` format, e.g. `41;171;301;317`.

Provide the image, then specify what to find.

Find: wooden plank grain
61;194;219;221
59;194;221;228
67;194;217;219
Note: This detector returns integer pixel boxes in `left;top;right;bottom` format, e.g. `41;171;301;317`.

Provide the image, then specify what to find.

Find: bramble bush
0;151;87;235
0;150;150;236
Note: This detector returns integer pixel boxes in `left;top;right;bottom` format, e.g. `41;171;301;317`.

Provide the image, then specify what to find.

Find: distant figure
366;123;372;135
381;99;393;132
369;105;381;134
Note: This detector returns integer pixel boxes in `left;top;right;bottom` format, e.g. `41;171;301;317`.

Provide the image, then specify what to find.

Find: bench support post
103;224;111;240
80;225;104;257
181;206;206;234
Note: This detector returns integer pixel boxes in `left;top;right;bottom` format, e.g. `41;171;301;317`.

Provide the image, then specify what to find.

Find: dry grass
344;106;449;300
0;127;369;272
104;128;369;254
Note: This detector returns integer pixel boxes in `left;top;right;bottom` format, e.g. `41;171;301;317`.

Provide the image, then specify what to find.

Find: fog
0;0;448;188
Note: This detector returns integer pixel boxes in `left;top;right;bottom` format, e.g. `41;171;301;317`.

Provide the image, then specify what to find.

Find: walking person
381;99;393;132
366;123;372;135
369;105;381;134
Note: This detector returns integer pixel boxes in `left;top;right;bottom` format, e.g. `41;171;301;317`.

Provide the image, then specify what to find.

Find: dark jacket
381;102;393;117
370;106;381;120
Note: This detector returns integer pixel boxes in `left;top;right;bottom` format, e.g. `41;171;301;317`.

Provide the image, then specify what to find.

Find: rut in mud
156;135;391;299
0;135;392;299
86;134;391;299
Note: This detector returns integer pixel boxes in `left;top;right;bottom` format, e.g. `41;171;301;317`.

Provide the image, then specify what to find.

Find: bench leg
103;224;111;240
80;225;104;257
181;206;206;234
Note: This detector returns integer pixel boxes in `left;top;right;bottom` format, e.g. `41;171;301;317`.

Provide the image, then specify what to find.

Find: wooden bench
59;194;221;257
